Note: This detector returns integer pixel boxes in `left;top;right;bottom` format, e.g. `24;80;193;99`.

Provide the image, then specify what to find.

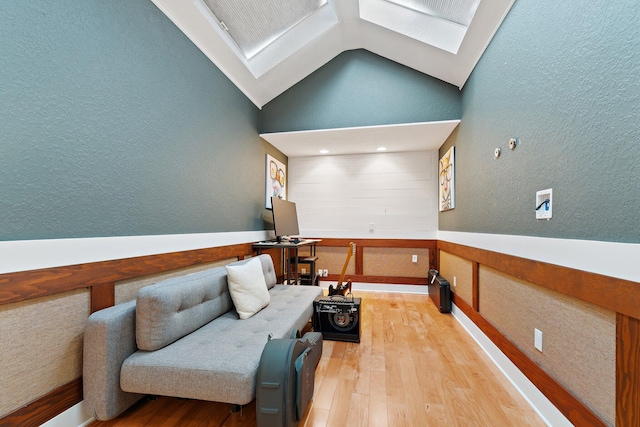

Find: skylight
385;0;481;27
202;0;328;59
359;0;482;54
150;0;515;106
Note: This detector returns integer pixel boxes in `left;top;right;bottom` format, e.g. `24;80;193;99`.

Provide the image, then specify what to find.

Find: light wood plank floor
91;291;545;427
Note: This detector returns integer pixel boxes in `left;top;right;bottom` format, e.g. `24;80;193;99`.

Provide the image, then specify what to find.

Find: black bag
256;331;323;427
428;269;452;313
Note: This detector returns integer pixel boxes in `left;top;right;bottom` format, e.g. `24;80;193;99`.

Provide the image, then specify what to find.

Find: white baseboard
450;303;573;427
39;401;93;427
318;280;429;294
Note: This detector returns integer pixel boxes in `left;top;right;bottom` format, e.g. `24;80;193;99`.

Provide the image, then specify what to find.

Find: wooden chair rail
0;243;255;307
616;313;640;427
313;238;437;249
438;240;640;320
324;273;428;286
312;237;438;277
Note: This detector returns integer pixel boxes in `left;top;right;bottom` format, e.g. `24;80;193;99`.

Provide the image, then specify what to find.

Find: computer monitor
271;197;300;241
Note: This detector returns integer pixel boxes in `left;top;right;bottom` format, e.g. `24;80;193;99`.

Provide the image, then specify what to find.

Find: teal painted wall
0;0;278;241
440;0;640;243
260;49;461;133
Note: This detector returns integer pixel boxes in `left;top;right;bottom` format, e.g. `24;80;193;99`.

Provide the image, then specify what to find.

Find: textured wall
479;266;616;425
316;246;356;277
363;247;429;278
438;251;473;306
260;49;462;133
0;0;279;241
439;0;640;243
0;289;89;418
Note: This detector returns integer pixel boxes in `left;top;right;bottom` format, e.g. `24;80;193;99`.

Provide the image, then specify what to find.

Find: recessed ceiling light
319;149;329;154
376;147;387;151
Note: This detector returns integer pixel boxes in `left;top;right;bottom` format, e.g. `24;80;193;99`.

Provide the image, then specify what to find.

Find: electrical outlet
412;254;418;263
369;222;375;232
536;189;553;220
323;269;328;277
534;328;543;352
453;276;457;287
301;268;306;274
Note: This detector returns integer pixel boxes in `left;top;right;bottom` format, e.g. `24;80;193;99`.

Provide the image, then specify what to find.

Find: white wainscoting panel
0;231;271;275
289;151;438;239
438;231;640;283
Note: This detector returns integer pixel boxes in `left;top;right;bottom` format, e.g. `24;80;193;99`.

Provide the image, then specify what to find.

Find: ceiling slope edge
150;0;514;108
260;120;461;157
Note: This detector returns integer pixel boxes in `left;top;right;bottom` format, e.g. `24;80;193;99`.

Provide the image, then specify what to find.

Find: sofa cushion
136;266;233;351
227;255;277;290
226;257;270;319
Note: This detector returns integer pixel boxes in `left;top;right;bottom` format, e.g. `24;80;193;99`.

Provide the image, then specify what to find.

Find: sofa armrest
83;300;144;420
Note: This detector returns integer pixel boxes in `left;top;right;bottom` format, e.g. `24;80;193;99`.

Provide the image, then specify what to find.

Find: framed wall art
439;146;455;211
266;154;286;209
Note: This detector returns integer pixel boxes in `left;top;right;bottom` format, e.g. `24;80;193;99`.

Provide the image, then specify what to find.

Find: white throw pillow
225;257;270;319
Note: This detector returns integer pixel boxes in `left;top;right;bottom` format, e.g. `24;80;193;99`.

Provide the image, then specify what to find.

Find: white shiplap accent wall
289;151;438;239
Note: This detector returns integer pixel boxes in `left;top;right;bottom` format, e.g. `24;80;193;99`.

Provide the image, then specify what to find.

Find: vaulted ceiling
151;0;515;109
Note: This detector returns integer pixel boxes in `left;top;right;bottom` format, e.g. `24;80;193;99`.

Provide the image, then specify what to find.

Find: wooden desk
253;239;321;285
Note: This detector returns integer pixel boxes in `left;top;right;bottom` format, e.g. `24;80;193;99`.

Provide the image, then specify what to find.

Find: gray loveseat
83;254;323;421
